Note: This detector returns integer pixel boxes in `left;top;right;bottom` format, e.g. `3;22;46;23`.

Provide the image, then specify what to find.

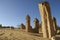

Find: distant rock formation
20;23;25;29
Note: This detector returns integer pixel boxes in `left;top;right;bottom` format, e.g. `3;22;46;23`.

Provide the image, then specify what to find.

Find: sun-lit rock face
26;15;32;32
39;22;42;33
38;1;56;38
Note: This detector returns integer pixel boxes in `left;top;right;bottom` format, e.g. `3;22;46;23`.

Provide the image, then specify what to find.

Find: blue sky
0;0;60;28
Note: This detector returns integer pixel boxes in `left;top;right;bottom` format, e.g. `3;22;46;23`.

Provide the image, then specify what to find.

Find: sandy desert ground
0;28;51;40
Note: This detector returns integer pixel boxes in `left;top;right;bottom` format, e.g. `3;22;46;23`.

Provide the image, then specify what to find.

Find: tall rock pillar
52;17;57;34
34;18;39;33
26;15;32;32
38;2;55;38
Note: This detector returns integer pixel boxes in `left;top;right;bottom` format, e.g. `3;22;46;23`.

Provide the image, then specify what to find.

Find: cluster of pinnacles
20;1;58;39
0;1;58;39
20;15;40;33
